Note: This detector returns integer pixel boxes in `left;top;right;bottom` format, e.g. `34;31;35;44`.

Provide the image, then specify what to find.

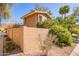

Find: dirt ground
47;43;76;56
7;43;76;56
0;37;3;56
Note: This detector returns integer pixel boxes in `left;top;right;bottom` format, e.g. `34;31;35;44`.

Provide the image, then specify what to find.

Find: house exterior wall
24;14;38;27
37;14;49;22
24;13;50;27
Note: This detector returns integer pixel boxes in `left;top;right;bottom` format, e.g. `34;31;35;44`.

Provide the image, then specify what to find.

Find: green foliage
70;27;79;35
54;14;77;30
59;5;69;18
62;14;77;29
4;36;19;53
0;3;13;25
43;19;56;28
37;21;45;28
36;5;78;47
37;13;77;29
37;19;60;28
33;5;52;15
50;25;73;47
59;6;69;14
5;42;17;52
6;37;11;41
55;17;64;24
37;15;76;47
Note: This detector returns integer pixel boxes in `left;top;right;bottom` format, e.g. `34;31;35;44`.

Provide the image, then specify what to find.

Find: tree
73;7;79;24
0;3;13;25
55;17;64;25
73;7;79;15
50;25;73;47
63;14;77;30
32;4;52;15
59;6;69;18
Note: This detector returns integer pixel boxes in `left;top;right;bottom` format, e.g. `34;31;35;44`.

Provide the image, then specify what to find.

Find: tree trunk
62;14;64;19
64;14;66;19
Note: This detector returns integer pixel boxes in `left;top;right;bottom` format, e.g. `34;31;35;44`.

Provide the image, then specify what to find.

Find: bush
42;19;56;28
70;27;79;35
12;24;20;28
50;25;73;47
37;19;58;28
3;35;8;37
4;37;19;53
5;42;16;52
37;21;45;28
37;19;74;47
6;37;11;41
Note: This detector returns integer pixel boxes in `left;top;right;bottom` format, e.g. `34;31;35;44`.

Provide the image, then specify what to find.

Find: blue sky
2;3;79;25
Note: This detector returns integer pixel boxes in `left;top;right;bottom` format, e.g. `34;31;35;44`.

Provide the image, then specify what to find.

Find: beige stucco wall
38;14;49;22
7;26;54;55
23;26;49;55
7;27;23;50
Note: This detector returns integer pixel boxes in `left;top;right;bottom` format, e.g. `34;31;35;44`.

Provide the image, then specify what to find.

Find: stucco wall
38;14;48;22
7;27;23;50
7;26;54;55
23;26;49;55
24;14;38;27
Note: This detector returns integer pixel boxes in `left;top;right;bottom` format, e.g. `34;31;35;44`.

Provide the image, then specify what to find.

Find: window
39;16;42;22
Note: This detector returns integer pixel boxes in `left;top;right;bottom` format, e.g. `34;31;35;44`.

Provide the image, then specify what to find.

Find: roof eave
21;11;52;19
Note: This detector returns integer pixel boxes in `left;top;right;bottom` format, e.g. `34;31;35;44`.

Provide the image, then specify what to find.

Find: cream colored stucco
7;26;54;55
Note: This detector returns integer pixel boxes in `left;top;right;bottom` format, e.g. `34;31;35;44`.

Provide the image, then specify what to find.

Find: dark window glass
39;16;42;22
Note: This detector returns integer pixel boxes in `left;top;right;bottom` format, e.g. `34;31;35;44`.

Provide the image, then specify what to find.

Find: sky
2;3;79;25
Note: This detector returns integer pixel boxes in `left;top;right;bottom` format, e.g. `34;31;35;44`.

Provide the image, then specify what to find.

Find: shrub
42;19;56;28
4;37;19;53
37;19;58;28
12;24;20;28
6;37;11;41
5;42;16;52
3;35;8;37
37;21;45;28
37;19;74;47
70;27;79;35
50;25;73;47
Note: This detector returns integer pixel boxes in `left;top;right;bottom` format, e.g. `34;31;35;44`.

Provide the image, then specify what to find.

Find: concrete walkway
0;37;3;56
70;44;79;56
